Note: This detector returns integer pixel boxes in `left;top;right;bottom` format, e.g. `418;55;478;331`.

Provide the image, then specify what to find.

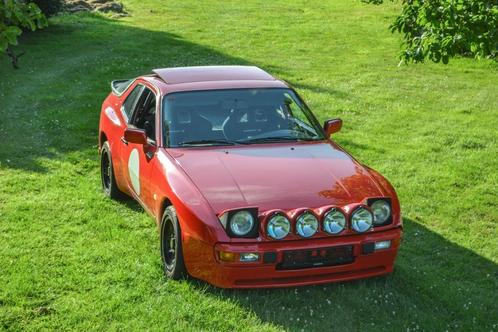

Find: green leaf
0;0;48;56
5;26;22;43
0;38;8;52
376;0;498;63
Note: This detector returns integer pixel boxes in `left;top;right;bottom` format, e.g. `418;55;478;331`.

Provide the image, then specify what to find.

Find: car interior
123;87;321;147
132;87;156;142
165;105;292;144
162;89;322;147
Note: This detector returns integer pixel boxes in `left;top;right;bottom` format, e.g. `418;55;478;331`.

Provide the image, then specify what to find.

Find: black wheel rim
101;151;111;191
163;219;176;269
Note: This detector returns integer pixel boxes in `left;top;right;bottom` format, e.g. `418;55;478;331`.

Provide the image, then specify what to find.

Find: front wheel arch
160;205;188;280
157;197;173;225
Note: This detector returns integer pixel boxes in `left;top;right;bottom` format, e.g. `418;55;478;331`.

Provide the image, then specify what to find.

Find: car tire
160;206;187;280
100;141;125;200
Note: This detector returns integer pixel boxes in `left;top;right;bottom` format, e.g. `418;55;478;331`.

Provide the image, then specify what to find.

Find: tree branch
6;47;26;69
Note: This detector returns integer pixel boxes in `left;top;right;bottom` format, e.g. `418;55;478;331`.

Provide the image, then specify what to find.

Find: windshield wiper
238;136;320;144
178;139;245;146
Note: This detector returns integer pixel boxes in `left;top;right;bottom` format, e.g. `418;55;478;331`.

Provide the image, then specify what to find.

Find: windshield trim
161;87;326;148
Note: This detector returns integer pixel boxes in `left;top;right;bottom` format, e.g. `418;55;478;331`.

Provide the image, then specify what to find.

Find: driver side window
122;84;143;122
130;86;157;143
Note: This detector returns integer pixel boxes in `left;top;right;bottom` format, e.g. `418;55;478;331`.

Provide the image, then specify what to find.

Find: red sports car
99;66;402;288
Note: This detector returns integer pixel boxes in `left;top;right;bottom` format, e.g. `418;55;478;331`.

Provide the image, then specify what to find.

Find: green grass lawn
1;0;497;330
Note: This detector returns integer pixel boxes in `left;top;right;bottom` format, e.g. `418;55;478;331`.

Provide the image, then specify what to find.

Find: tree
365;0;498;63
0;0;47;69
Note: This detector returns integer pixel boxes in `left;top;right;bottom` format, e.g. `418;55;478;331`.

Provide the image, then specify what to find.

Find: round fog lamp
323;209;346;234
351;207;373;233
296;212;319;238
267;213;290;240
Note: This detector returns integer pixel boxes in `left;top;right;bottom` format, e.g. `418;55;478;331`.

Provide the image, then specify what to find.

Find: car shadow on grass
2;12;496;331
0;13;349;174
115;195;143;213
190;217;498;331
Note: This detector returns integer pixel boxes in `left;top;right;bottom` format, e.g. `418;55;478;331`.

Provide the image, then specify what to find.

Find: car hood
168;142;385;214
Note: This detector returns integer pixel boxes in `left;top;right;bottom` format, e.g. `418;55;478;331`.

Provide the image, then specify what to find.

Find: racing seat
169;109;213;144
222;109;250;140
143;105;156;141
222;107;285;140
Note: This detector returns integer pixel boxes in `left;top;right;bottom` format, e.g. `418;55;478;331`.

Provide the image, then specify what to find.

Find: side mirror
124;128;147;145
324;118;342;137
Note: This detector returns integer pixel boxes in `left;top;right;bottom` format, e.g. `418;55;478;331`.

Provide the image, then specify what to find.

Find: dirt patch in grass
64;0;126;15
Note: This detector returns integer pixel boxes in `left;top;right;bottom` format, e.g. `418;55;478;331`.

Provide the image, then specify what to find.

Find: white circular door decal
128;148;140;195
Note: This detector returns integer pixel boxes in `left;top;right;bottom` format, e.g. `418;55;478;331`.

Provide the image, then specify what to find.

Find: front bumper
203;227;402;288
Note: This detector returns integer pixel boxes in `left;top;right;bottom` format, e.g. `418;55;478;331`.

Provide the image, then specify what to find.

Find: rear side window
122;85;143;122
111;79;132;95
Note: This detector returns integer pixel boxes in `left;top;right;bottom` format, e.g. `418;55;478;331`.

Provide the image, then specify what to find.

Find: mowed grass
0;0;497;330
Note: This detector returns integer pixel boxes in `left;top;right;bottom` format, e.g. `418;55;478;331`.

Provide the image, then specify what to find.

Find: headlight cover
229;210;255;236
351;207;373;233
219;208;258;238
296;211;319;238
266;213;291;240
323;208;346;234
370;199;391;225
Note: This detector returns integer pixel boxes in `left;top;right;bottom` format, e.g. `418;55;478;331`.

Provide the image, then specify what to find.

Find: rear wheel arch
100;140;125;200
99;131;108;151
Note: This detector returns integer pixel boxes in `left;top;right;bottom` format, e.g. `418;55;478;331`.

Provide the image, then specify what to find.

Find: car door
119;83;158;212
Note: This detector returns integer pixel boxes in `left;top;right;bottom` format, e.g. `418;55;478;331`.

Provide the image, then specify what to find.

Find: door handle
120;137;128;145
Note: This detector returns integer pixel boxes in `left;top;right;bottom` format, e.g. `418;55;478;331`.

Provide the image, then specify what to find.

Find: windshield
162;88;325;147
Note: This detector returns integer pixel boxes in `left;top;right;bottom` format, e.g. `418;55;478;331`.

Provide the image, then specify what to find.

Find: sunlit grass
0;1;497;330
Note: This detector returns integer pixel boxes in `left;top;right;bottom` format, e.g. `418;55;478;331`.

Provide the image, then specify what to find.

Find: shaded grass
0;1;497;330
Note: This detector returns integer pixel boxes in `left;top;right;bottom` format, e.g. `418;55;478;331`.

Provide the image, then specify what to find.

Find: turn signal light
219;251;237;262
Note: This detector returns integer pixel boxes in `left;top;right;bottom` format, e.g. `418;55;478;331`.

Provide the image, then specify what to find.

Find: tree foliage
1;0;47;68
365;0;498;63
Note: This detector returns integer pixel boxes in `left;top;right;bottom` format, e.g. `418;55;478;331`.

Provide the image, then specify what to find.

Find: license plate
277;245;354;270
